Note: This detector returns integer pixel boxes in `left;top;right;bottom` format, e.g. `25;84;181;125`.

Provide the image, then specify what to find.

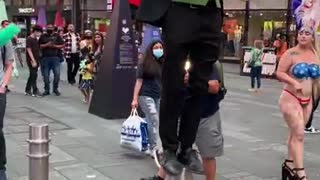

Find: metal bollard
165;168;193;180
26;124;51;180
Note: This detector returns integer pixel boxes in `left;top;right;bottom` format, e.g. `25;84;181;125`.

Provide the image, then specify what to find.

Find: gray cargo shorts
195;111;224;159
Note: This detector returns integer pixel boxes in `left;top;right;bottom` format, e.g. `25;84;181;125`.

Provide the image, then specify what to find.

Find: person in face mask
39;24;65;96
131;41;164;157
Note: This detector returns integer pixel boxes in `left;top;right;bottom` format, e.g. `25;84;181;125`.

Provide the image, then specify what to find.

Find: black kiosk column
89;0;137;119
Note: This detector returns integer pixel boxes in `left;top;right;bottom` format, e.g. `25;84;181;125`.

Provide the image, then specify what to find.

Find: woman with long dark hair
131;40;164;156
92;32;104;72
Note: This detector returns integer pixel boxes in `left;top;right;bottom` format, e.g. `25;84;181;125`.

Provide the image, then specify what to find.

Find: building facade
223;0;296;61
4;0;72;37
78;0;297;61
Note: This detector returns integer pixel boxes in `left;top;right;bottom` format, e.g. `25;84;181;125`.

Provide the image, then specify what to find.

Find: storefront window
64;0;71;5
248;10;287;47
223;11;245;58
5;0;11;5
36;0;45;5
13;0;22;6
82;11;110;33
24;0;33;6
48;0;56;6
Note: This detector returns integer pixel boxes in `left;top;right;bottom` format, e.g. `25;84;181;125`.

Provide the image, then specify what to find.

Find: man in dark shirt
39;24;64;96
142;64;225;180
25;25;43;97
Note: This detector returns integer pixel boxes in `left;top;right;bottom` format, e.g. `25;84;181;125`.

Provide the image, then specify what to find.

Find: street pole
27;124;51;180
72;0;81;32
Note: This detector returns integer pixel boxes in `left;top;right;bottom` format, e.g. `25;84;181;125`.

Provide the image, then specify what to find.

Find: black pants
306;96;320;129
25;65;39;94
67;53;80;84
160;3;222;152
0;93;7;170
250;66;262;89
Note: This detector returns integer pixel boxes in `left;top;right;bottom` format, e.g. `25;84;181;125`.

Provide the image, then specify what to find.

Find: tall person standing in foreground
0;30;15;180
137;0;224;175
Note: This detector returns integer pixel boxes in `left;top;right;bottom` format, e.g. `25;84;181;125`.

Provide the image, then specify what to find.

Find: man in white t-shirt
63;24;81;85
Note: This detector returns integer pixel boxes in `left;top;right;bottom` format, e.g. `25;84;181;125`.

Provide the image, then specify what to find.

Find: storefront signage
107;0;113;11
18;8;35;14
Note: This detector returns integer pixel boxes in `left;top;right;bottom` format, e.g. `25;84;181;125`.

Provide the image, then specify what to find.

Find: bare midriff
283;49;319;100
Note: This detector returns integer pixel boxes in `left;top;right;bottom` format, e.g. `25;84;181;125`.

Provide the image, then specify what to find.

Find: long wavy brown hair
92;32;104;53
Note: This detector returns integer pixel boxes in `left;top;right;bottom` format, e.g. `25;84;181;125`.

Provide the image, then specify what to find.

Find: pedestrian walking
25;25;43;97
304;94;320;134
131;41;164;157
79;54;95;104
63;24;81;85
79;30;94;84
248;40;264;92
277;3;320;179
137;0;224;175
39;24;64;96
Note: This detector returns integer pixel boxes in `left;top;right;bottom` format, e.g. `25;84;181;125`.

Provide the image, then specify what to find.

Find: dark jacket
136;0;224;27
136;0;171;27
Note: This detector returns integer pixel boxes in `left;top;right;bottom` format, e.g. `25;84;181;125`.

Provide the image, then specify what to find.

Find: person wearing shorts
141;64;224;180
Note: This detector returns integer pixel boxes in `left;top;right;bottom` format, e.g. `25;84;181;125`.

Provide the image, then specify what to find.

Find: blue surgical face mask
153;49;163;59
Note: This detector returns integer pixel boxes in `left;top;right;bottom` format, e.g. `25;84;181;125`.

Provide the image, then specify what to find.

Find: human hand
31;61;37;68
131;99;138;109
0;86;6;94
293;81;303;92
184;72;189;85
208;80;220;94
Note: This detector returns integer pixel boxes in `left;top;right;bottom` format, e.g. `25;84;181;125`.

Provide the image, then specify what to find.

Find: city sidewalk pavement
3;63;320;180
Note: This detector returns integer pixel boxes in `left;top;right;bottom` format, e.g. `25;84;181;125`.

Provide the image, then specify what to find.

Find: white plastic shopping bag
120;109;149;152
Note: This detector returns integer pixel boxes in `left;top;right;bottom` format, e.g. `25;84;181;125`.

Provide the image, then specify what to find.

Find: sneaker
140;175;164;180
178;148;204;174
42;91;50;96
53;90;61;96
248;88;256;92
25;91;32;96
304;126;320;134
33;91;43;98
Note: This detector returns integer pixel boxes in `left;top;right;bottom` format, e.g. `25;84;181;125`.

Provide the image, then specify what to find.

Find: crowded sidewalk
3;63;320;180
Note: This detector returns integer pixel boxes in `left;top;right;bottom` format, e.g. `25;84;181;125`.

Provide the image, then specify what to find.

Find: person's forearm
2;63;13;87
27;48;36;63
53;44;64;49
40;44;49;48
276;72;298;86
133;79;143;100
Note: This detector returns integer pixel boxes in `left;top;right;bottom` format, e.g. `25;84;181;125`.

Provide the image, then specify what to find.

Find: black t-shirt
26;36;40;65
39;33;64;57
136;63;161;99
200;66;220;118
